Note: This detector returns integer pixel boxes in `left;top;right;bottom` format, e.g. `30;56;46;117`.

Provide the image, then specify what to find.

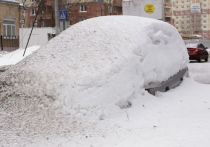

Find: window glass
3;20;16;37
3;25;6;36
12;26;15;36
7;25;12;37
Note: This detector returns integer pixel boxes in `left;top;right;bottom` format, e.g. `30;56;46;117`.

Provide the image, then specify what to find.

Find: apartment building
69;0;122;25
172;0;210;39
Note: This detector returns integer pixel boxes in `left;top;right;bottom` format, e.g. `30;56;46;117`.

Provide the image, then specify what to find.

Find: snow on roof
0;0;19;4
185;43;198;48
0;0;19;3
1;0;17;1
0;16;189;145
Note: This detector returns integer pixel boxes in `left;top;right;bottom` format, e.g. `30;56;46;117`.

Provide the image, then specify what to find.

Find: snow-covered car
0;16;189;146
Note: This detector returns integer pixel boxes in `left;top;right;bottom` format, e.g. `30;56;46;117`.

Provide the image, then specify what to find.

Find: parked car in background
186;43;209;62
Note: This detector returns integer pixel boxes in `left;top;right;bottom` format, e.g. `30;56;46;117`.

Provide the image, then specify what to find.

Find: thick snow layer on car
188;62;210;84
0;16;188;145
207;48;210;54
185;43;198;48
10;16;188;105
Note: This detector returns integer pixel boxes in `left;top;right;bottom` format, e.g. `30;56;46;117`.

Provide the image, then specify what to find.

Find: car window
186;43;197;48
197;43;206;50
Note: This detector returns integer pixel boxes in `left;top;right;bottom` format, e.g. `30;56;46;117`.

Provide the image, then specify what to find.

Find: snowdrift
0;46;40;67
0;16;189;145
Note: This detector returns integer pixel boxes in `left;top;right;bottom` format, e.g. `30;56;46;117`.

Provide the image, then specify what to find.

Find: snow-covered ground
27;77;210;147
0;16;210;147
0;46;40;67
188;61;210;84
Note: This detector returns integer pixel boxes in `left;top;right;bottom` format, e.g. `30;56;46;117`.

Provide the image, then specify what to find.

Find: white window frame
80;4;87;12
31;8;36;16
3;19;16;38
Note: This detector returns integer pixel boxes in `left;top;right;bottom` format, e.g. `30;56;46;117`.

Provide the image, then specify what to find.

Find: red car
187;43;209;62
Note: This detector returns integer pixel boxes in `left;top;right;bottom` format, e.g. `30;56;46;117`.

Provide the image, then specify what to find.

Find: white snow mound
2;16;189;109
28;16;188;108
0;16;189;144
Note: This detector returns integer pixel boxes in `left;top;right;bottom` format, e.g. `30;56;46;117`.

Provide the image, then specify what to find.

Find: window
31;8;36;16
80;4;87;12
3;20;16;37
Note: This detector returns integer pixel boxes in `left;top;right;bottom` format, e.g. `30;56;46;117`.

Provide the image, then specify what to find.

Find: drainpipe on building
162;0;165;21
0;21;3;51
0;35;3;51
54;0;60;34
99;0;104;16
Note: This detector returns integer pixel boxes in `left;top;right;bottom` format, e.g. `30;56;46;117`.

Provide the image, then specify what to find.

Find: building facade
27;0;55;27
69;0;122;25
172;0;210;39
112;0;122;15
0;0;20;37
19;0;70;30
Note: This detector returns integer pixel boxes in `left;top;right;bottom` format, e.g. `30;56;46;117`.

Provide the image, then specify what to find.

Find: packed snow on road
0;16;210;147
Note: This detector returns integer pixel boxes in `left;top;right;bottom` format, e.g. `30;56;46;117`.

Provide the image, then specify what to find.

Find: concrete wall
122;0;164;20
19;27;56;48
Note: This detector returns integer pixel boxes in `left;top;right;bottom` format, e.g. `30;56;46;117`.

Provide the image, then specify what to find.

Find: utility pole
23;0;43;56
54;0;60;34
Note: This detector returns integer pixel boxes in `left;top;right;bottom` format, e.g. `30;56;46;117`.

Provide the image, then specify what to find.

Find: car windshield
186;43;206;49
186;43;198;48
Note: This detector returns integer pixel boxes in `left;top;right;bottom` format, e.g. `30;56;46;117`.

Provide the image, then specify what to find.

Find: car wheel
165;86;170;92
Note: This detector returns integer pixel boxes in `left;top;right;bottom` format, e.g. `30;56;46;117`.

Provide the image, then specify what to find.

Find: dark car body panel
187;43;209;62
145;68;188;95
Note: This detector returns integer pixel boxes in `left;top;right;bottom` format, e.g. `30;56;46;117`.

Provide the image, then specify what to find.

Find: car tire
165;86;170;92
205;58;208;62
